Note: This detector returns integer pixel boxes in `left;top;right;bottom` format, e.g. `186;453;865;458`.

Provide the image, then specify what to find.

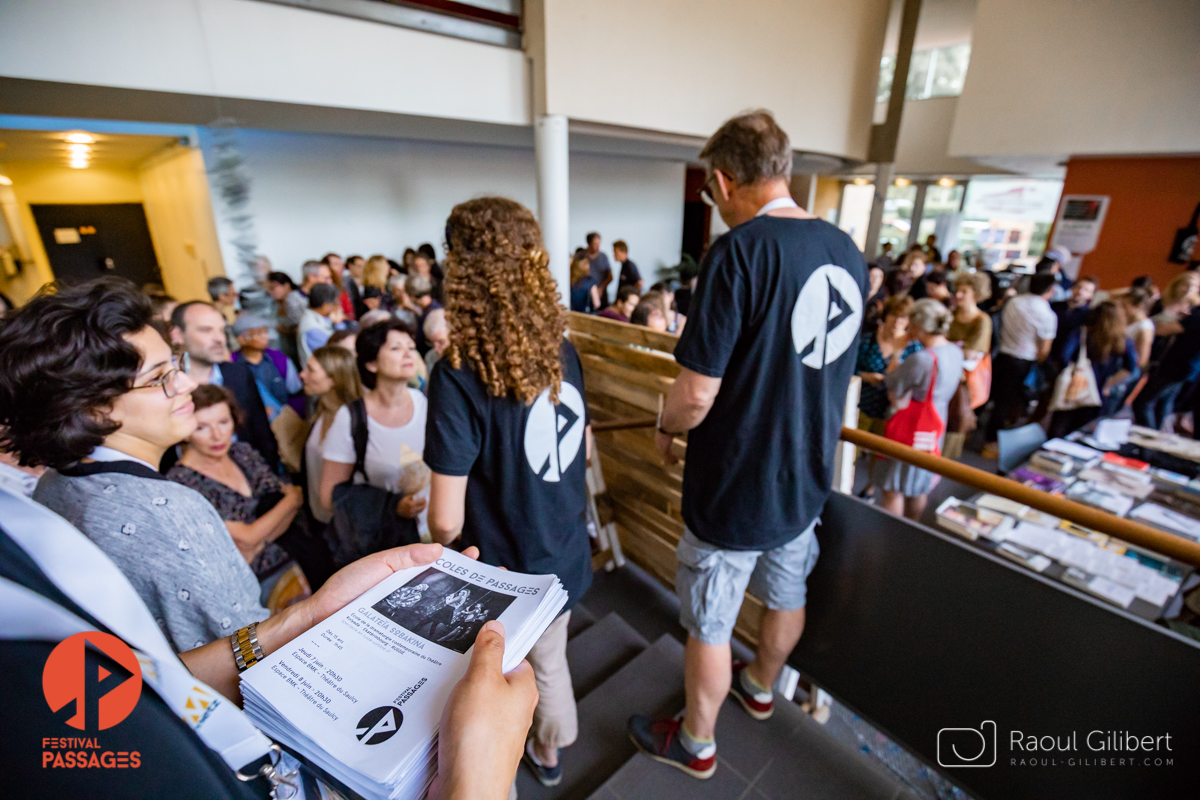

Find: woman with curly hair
425;196;592;788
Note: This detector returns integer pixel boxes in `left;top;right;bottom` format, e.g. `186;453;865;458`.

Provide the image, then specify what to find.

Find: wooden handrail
841;426;1200;567
591;416;658;433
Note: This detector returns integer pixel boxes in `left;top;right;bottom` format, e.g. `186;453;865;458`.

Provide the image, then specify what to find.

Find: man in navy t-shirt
628;111;866;781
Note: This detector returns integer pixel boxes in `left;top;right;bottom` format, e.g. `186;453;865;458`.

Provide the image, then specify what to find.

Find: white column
535;114;570;305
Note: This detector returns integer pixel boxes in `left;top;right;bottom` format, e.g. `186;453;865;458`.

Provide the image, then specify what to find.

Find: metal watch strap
231;621;265;672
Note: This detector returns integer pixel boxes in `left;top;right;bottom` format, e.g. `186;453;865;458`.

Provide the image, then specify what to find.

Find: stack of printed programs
240;549;567;800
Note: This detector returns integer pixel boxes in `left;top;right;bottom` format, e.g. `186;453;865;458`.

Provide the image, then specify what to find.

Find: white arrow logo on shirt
791;264;862;369
524;382;586;482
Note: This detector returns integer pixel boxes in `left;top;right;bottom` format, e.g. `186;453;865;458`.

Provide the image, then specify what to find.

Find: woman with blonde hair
363;254;392;291
569;251;600;313
301;344;363;525
426;196;592;788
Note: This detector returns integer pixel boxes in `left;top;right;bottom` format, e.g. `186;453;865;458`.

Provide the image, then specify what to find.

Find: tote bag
965;351;991;409
884;355;946;456
1049;330;1102;412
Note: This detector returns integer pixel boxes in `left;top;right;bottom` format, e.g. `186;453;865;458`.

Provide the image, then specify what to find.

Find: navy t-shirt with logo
674;216;867;551
424;341;592;610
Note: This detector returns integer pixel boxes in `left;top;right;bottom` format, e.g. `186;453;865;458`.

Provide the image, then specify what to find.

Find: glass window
876;44;972;102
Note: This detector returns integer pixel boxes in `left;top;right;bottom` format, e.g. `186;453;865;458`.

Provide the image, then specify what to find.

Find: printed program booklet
240;549;568;800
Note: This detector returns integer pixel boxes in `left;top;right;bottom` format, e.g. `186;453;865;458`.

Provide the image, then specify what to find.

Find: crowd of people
3;105;1197;798
568;233;692;334
856;231;1200;519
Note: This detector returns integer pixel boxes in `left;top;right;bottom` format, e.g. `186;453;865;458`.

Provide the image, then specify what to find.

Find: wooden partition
568;312;769;644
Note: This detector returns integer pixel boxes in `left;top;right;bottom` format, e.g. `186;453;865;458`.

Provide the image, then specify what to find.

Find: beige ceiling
0;129;179;168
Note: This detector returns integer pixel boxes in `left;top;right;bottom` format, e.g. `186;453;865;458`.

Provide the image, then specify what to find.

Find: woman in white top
320;318;428;527
301;344;362;524
1120;287;1155;369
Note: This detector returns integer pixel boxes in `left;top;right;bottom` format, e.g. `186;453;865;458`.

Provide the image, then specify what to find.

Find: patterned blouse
167;442;290;578
856;331;923;418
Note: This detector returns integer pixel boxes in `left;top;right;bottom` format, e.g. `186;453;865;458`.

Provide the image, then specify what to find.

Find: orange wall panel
1061;157;1200;289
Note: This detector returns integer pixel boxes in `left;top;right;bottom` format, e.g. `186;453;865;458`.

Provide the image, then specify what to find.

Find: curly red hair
443;197;567;404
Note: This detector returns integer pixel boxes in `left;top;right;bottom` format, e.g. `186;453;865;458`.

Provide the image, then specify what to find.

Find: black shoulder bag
327;399;420;569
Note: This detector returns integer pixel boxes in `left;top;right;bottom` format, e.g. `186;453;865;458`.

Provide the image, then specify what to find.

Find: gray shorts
675;521;820;646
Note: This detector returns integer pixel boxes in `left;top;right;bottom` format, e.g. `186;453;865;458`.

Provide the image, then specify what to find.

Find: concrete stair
513;587;920;800
515;605;685;800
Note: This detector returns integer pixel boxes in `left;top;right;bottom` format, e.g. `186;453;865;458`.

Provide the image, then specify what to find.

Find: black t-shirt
673;216;867;550
424;341;592;609
619;259;642;287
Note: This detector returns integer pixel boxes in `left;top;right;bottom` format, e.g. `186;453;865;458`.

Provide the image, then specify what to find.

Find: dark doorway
681;167;712;263
30;203;162;288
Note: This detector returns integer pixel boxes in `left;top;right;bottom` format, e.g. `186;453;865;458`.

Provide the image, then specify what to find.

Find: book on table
935;497;1016;542
240;549;567;800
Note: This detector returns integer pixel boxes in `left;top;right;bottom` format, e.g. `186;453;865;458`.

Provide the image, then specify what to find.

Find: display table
935;423;1199;622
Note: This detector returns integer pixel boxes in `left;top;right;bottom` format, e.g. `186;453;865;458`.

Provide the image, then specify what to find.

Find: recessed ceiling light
852;177;870;186
68;159;90;169
67;143;92;155
937;177;957;187
894;177;911;187
64;132;95;144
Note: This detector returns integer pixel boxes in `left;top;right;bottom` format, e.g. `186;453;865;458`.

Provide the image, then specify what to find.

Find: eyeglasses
132;364;183;399
699;172;720;207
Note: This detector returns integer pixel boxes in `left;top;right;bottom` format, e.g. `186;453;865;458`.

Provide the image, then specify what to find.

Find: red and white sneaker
729;661;774;720
627;715;717;779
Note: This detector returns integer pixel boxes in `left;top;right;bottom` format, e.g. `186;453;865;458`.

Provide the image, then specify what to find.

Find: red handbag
884;355;945;456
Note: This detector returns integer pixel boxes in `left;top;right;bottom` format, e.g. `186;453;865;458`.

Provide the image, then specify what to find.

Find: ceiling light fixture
852;177;870;186
937;177;957;187
894;177;911;187
67;143;92;155
0;175;12;186
68;159;90;169
64;132;95;144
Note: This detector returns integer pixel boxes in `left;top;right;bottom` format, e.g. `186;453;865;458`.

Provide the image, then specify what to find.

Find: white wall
0;0;529;127
568;155;685;289
950;0;1200;160
202;129;686;292
536;0;889;160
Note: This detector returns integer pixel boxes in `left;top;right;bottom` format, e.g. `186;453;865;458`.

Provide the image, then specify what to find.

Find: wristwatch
231;622;265;672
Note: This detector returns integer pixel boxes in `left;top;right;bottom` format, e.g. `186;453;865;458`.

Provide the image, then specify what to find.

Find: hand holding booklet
240;549;567;800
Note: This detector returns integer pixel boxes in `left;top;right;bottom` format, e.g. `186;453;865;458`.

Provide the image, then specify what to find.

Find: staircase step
567;612;649;699
566;602;597;639
515;634;685;800
589;691;909;800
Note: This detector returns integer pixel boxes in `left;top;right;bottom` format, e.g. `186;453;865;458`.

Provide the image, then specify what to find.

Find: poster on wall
1051;195;1110;254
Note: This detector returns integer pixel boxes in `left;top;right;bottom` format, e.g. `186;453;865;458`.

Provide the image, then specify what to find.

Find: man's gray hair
423;308;448;338
386;273;405;292
909;298;953;336
206;276;234;301
358;309;393;328
699;109;792;186
405;273;432;299
301;260;325;280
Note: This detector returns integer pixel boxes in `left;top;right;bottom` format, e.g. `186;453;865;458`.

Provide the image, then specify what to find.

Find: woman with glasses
0;278;269;652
